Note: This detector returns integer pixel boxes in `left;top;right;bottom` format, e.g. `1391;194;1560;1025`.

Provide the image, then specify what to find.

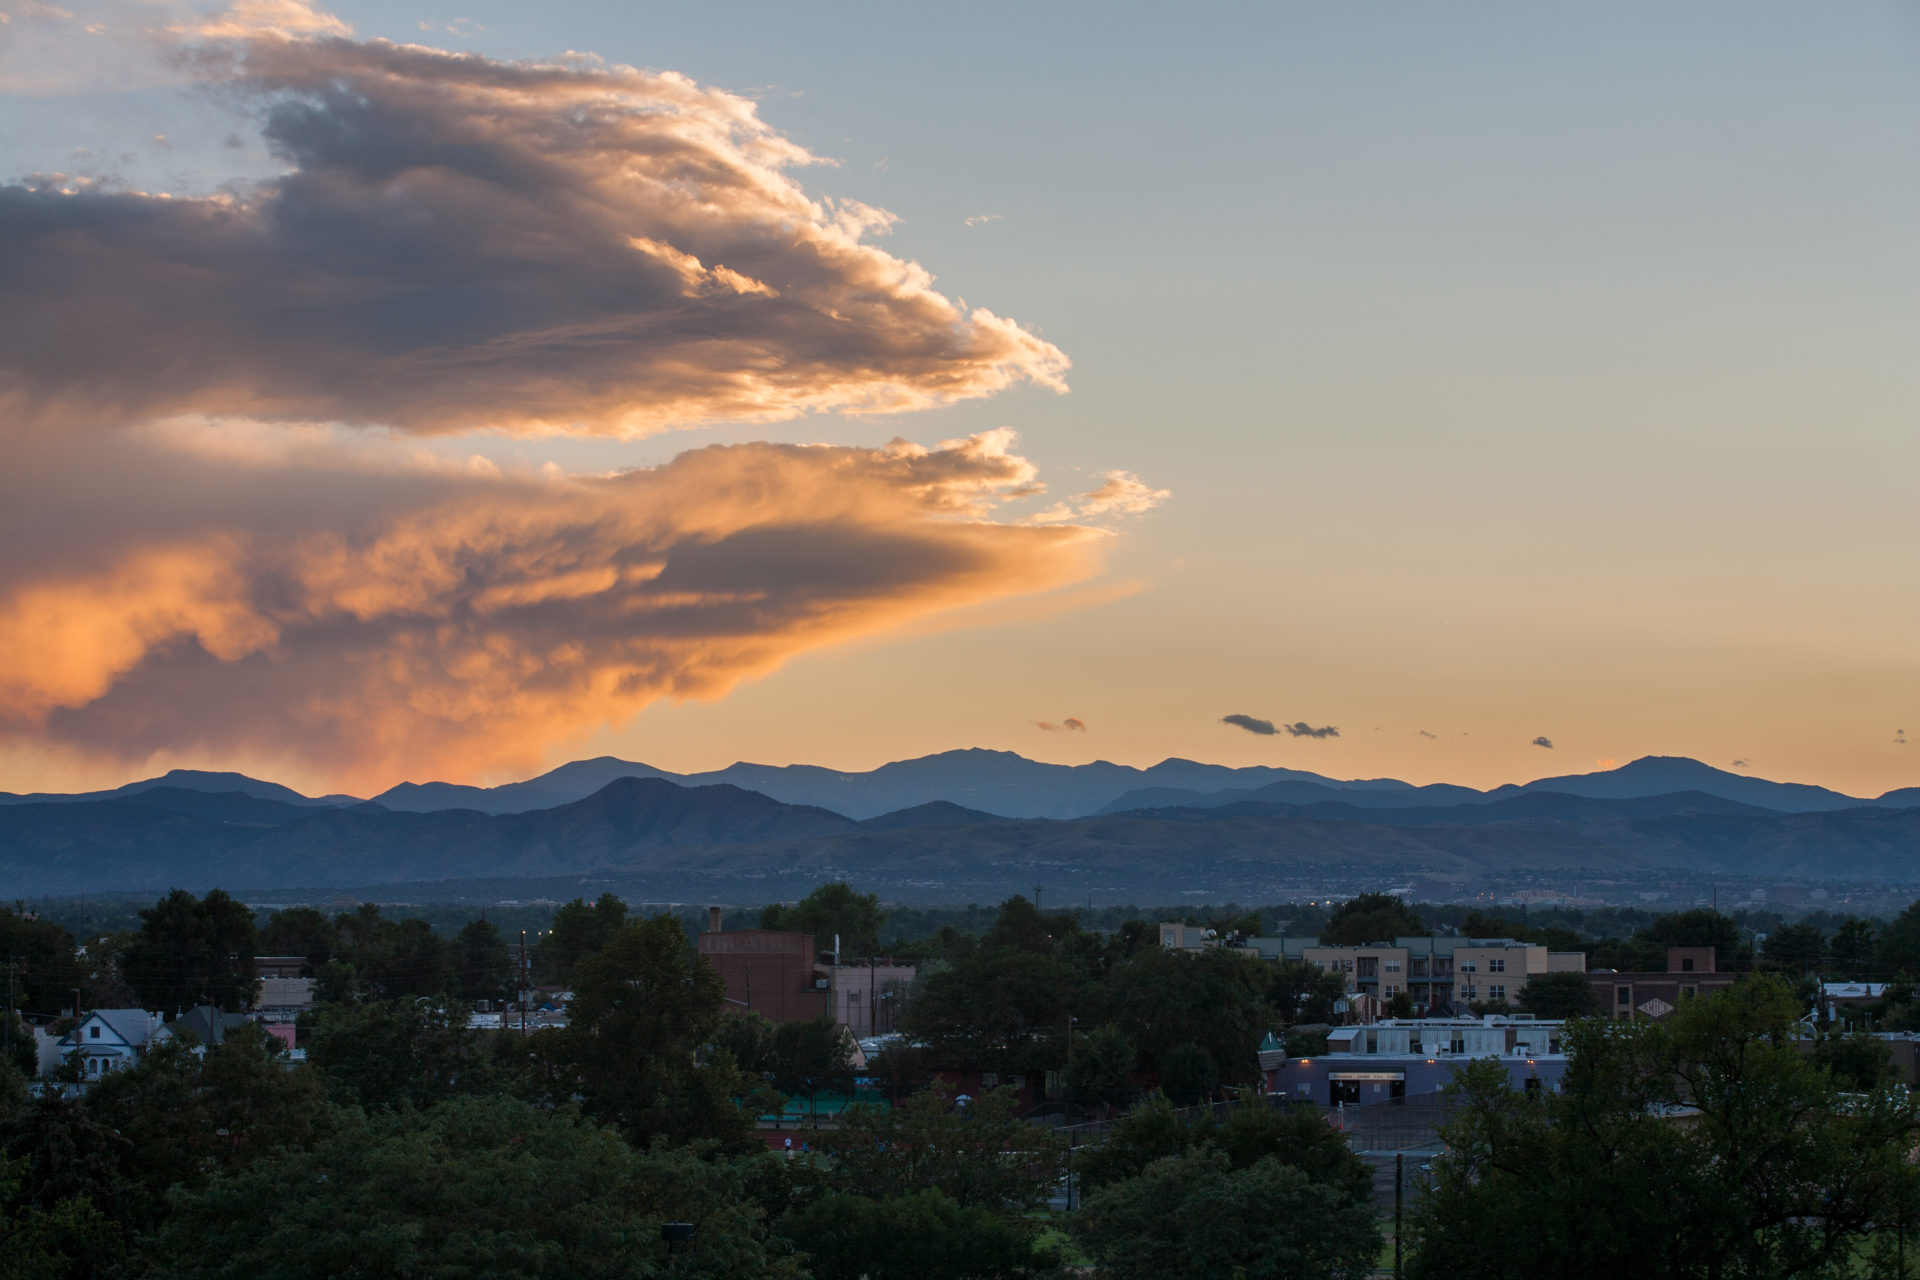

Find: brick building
696;920;829;1023
1588;946;1736;1020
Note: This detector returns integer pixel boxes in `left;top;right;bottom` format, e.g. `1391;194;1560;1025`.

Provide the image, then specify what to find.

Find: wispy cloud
1731;758;1752;769
1030;472;1169;525
1595;757;1618;770
1035;717;1087;733
1898;729;1908;746
1283;722;1339;740
1415;729;1438;740
965;213;1004;227
1531;735;1554;749
1222;714;1277;736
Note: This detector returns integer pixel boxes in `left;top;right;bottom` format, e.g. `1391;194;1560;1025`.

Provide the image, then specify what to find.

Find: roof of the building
60;1009;163;1049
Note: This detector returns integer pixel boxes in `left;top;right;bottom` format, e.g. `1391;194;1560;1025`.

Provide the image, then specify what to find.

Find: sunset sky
3;1;1918;798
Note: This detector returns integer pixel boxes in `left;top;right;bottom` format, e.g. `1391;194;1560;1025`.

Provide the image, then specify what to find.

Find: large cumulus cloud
0;428;1101;790
0;26;1068;435
0;8;1159;792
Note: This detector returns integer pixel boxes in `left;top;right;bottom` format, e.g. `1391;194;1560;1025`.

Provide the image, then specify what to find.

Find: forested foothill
1;885;1919;1275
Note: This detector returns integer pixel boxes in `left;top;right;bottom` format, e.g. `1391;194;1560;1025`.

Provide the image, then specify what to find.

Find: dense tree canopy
152;1096;804;1280
1409;977;1920;1280
1321;893;1425;945
760;882;886;958
122;890;256;1013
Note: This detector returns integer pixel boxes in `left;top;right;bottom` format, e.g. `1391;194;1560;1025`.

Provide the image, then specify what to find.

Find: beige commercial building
1160;925;1584;1013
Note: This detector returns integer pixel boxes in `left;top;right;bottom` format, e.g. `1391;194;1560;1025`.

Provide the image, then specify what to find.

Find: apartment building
1161;927;1584;1013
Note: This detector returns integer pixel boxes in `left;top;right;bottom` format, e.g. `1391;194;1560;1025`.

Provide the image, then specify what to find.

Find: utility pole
1394;1153;1404;1280
1034;884;1043;914
518;930;529;1037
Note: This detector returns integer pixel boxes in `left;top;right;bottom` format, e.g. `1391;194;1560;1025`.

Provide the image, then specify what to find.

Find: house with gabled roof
56;1009;168;1080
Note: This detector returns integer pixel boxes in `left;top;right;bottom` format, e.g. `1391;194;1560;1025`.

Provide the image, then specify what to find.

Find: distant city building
1261;1015;1569;1105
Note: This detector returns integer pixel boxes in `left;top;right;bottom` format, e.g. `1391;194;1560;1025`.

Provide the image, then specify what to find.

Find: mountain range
1;753;1917;899
11;749;1901;823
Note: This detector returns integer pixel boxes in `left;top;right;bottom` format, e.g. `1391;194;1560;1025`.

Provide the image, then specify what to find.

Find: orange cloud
0;29;1067;437
0;16;1163;794
0;433;1101;792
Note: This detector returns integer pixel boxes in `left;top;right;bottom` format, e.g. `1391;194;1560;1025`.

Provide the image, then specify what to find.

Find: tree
256;907;337;973
1066;1023;1135;1111
819;1084;1063;1215
1155;1042;1218;1106
1407;978;1920;1280
122;890;256;1013
1518;970;1599;1019
1075;1147;1379;1280
452;918;514;1002
771;1017;854;1120
0;1154;122;1280
1075;1089;1371;1207
556;914;758;1147
762;882;885;957
351;915;454;1000
1266;959;1346;1028
712;1011;778;1079
780;1188;1063;1280
1097;947;1268;1085
903;947;1080;1075
1875;907;1920;976
536;893;628;984
152;1095;806;1280
1760;921;1823;975
83;1024;329;1231
1321;893;1423;945
0;908;85;1018
1639;908;1747;970
302;997;496;1111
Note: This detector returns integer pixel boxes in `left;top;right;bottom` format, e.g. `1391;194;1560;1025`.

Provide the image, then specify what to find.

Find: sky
2;0;1918;798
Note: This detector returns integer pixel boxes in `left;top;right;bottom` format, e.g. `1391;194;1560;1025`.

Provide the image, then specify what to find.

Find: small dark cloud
1222;714;1276;736
1035;718;1087;733
221;133;245;150
1897;729;1908;745
1731;758;1752;770
1531;736;1554;749
1283;722;1339;740
1416;729;1437;740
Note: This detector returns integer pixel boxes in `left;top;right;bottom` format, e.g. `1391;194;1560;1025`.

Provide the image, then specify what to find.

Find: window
1489;984;1507;1001
982;1072;998;1088
1463;985;1478;1000
1459;961;1476;973
1616;986;1632;1005
1682;985;1696;999
1386;960;1402;972
1449;1034;1465;1054
1365;1032;1378;1053
1487;958;1506;973
1681;957;1696;972
89;1025;101;1040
